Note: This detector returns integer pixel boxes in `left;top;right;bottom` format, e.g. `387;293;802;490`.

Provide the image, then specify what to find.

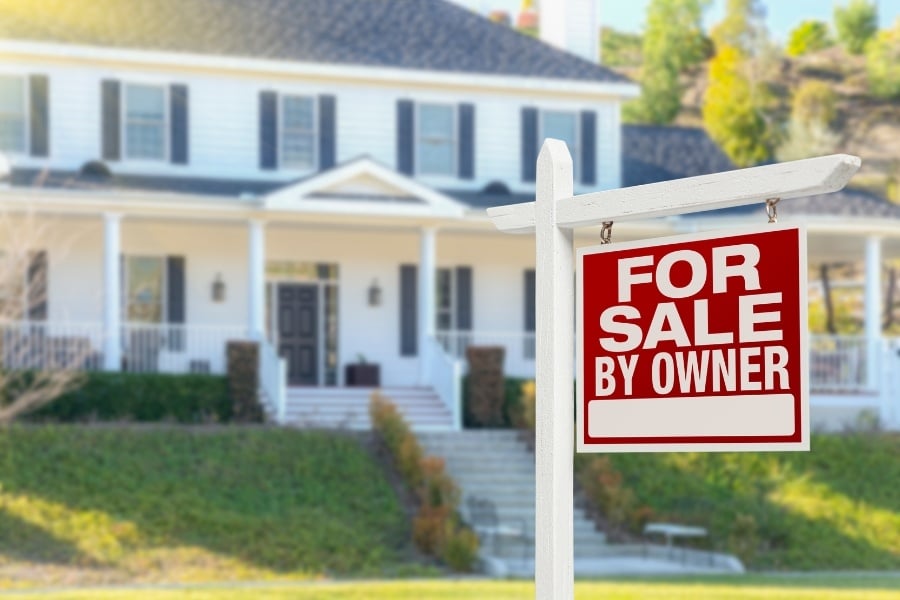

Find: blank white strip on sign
588;394;795;438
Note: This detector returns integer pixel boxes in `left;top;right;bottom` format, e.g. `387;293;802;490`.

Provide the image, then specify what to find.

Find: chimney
538;0;598;63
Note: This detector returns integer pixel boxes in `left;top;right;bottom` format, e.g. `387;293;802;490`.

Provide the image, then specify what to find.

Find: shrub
728;513;760;566
518;380;536;431
576;456;636;531
792;80;838;126
834;0;878;55
787;20;833;56
226;341;263;422
442;525;480;572
28;372;230;423
866;19;900;100
465;346;506;427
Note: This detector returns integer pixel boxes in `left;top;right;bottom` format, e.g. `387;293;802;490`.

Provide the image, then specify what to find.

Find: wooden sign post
487;140;860;600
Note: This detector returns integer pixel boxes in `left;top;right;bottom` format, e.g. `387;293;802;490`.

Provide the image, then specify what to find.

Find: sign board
577;225;808;453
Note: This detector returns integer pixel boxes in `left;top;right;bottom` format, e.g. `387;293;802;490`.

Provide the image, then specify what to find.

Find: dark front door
278;284;319;386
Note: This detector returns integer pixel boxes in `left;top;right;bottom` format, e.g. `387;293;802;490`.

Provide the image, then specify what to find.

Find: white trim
415;102;456;177
0;40;640;100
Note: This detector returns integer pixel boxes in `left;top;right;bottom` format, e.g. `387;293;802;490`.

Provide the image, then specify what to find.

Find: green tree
702;45;772;166
787;20;833;56
866;18;900;99
624;0;709;124
834;0;877;54
600;27;643;67
710;0;767;55
777;81;841;161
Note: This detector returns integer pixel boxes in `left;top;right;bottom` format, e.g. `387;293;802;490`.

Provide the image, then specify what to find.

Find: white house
0;0;897;431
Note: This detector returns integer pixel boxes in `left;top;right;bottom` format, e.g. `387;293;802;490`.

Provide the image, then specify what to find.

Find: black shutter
458;103;475;179
524;269;535;332
521;107;538;182
166;256;186;351
259;90;278;170
397;99;414;175
101;80;121;161
400;264;417;356
29;75;49;157
580;110;596;185
170;84;189;165
318;94;336;170
27;250;47;321
455;266;472;332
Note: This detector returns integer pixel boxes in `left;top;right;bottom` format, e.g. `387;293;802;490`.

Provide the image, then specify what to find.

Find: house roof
622;124;736;187
0;0;629;83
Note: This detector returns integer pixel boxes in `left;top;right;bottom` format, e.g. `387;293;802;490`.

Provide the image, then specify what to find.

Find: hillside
0;427;413;589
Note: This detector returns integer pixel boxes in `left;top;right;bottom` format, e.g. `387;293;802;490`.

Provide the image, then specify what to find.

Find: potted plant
345;353;380;387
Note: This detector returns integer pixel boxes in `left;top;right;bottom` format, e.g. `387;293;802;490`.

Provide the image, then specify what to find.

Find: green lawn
0;426;411;588
577;433;900;570
10;576;900;599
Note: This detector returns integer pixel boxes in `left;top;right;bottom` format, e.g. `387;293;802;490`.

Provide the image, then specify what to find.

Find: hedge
27;372;231;423
462;375;530;428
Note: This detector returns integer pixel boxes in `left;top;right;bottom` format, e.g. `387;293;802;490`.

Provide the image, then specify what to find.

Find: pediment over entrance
262;156;466;218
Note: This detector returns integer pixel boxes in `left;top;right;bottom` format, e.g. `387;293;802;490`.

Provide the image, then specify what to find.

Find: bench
643;522;708;563
466;496;530;559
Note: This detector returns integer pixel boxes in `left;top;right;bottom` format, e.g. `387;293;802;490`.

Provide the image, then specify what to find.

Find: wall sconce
211;273;226;303
368;279;382;307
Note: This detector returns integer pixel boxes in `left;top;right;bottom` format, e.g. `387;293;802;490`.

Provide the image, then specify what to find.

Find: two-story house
1;0;899;431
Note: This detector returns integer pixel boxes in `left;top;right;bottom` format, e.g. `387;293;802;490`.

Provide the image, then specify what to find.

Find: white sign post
487;140;859;600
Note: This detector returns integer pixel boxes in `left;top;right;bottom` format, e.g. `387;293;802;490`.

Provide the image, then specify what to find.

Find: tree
786;20;833;56
834;0;877;55
710;0;767;56
865;18;900;100
624;0;709;125
702;45;772;166
0;211;85;422
776;80;841;162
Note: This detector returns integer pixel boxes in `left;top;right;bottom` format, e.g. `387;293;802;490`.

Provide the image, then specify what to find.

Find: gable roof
622;124;736;187
0;0;629;83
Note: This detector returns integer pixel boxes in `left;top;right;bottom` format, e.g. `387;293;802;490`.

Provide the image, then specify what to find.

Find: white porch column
864;235;882;391
102;213;122;371
419;226;436;386
248;219;266;340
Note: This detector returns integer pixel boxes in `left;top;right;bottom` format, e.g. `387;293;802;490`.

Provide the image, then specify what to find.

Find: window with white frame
0;76;26;153
417;104;455;176
123;256;165;323
541;110;578;177
124;83;167;161
281;95;316;169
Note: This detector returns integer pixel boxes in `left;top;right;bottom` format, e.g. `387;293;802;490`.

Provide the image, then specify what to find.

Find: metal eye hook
600;221;613;244
766;198;780;224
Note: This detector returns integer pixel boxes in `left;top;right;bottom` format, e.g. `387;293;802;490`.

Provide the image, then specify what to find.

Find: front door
278;283;318;386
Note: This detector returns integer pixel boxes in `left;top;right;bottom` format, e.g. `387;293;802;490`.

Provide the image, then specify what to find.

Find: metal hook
600;221;613;244
766;198;780;224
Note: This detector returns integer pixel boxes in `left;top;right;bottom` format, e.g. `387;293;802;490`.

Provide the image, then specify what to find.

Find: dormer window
0;76;26;153
417;104;455;176
124;83;167;161
281;95;316;170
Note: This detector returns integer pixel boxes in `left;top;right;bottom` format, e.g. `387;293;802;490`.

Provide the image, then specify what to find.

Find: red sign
576;225;809;452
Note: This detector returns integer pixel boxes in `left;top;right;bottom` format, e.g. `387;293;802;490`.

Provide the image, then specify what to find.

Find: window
417;104;455;176
0;76;26;153
436;267;454;331
542;110;578;177
124;83;166;160
281;95;316;169
124;256;165;323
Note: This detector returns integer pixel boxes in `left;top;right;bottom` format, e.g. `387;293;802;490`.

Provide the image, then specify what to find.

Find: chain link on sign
766;198;780;224
600;221;613;244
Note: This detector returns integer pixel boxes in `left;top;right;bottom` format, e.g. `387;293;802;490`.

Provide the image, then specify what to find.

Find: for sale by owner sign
576;225;809;453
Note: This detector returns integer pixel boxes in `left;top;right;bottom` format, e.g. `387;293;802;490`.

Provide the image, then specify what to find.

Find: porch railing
435;330;536;378
426;335;463;430
0;321;105;371
120;323;248;374
809;334;870;393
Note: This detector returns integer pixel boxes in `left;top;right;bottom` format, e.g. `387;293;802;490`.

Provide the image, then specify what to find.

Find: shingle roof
0;0;629;83
622;124;736;187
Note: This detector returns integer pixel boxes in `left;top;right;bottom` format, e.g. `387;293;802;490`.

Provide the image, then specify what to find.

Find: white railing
0;320;105;371
259;337;287;424
427;335;463;430
120;322;248;374
436;330;536;378
809;334;870;392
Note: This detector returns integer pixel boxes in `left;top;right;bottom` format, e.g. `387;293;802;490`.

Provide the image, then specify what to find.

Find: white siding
0;59;623;195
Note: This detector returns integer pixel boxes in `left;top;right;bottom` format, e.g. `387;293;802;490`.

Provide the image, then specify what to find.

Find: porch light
368;279;382;307
211;273;226;303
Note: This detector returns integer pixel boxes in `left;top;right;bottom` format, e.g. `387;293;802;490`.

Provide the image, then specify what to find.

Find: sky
455;0;900;42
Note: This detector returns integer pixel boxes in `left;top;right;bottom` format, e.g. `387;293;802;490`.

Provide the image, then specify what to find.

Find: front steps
281;387;454;430
418;429;744;577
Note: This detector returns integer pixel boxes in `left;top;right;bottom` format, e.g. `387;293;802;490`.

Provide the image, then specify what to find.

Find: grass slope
0;426;410;589
582;433;900;570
